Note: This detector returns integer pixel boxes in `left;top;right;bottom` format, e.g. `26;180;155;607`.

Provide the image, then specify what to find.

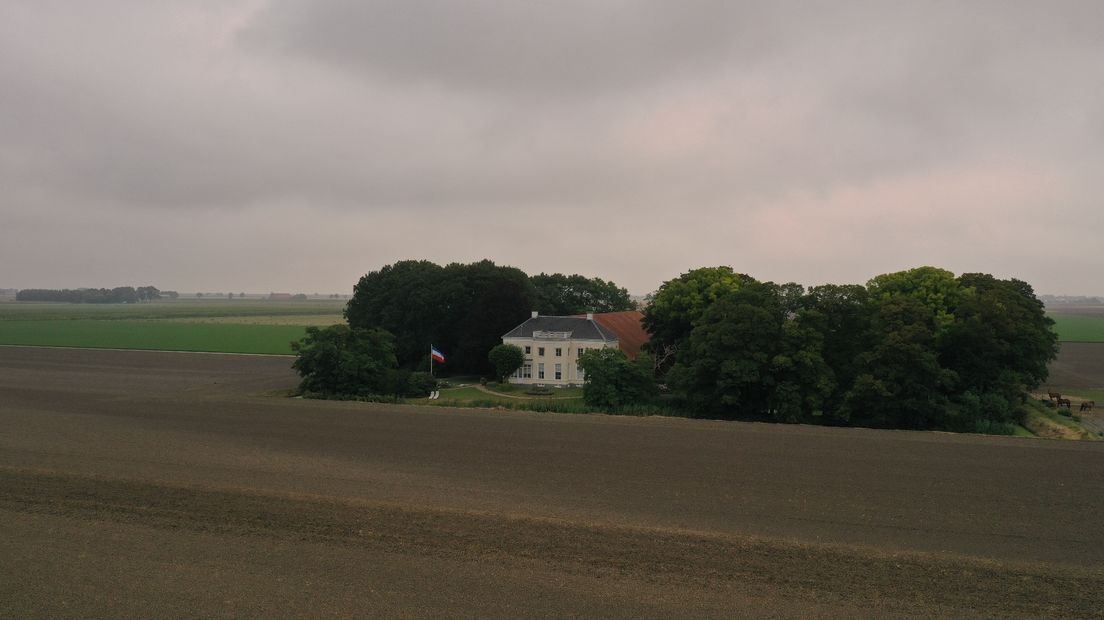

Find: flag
430;346;445;363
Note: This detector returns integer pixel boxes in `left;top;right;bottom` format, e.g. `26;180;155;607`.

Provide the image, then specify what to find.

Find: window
538;363;545;379
555;347;562;357
578;347;586;355
538;347;545;356
554;364;562;380
577;364;584;380
521;364;532;379
524;346;531;355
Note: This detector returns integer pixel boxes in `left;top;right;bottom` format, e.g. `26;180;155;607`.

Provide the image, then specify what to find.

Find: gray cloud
241;0;775;95
1;1;1103;295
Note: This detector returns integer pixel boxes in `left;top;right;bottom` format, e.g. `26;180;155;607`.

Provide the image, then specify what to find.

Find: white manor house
500;312;621;386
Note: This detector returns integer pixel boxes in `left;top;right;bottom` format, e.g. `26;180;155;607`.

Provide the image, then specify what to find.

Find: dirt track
2;346;1103;618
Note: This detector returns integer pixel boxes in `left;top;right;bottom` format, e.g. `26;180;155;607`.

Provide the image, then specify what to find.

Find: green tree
841;296;956;429
937;273;1058;427
642;266;757;372
291;325;398;396
488;344;525;383
578;348;657;409
665;281;832;422
345;259;536;375
442;260;536;375
136;286;161;302
345;260;449;369
800;284;876;423
111;286;139;303
531;273;634;315
867;266;969;332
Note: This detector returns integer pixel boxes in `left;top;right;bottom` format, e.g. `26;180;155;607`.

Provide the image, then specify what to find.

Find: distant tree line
17;286;163;303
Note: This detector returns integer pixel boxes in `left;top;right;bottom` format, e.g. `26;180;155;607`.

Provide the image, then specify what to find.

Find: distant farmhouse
501;310;649;386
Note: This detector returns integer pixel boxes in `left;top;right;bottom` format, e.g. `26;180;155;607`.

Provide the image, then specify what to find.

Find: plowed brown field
2;346;1102;618
1048;341;1104;390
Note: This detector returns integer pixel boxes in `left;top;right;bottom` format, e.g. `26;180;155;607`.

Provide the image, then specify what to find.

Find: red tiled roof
585;311;650;360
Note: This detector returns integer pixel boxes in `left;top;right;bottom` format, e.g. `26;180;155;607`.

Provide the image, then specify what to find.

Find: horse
1056;398;1072;409
1080;400;1095;412
1047;389;1062;401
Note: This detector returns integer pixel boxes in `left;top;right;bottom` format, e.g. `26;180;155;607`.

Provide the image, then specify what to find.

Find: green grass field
0;320;309;355
0;300;345;354
1058;388;1104;402
0;300;345;321
1048;314;1104;343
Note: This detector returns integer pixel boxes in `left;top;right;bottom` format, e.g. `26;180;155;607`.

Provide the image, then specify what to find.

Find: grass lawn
1021;401;1098;440
432;386;516;403
487;383;585;398
1048;314;1104;343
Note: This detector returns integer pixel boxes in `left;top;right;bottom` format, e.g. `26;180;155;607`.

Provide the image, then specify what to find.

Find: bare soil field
1047;341;1104;390
2;346;1103;618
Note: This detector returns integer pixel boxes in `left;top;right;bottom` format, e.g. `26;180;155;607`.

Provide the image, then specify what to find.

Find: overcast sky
2;1;1102;295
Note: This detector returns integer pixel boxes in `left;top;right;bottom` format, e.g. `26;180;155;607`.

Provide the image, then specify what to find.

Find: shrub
291;325;398;396
406;372;437;397
578;349;657;409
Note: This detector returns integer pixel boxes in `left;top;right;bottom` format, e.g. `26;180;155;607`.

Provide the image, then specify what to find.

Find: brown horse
1080;400;1095;412
1047;389;1062;401
1056;398;1072;409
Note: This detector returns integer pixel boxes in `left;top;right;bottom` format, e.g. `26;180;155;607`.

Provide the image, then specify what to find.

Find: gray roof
502;315;618;342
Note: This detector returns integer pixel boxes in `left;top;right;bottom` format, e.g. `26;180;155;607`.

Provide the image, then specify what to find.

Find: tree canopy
291;325;398;396
530;272;634;315
345;259;538;375
646;265;1058;433
642;266;756;365
578;348;657;409
488;344;525;383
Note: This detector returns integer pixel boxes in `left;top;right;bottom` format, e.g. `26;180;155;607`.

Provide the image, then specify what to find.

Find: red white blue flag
430;346;445;363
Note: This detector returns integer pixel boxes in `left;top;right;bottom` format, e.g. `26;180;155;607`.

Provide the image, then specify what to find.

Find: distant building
501;312;620;386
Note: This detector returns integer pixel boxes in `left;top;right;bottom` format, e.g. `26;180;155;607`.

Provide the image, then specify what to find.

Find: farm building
583;310;649;360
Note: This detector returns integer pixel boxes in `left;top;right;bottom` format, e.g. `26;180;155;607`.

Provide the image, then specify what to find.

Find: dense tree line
530;272;634;315
16;286;162;303
303;259;1057;435
637;266;1058;433
344;260;635;375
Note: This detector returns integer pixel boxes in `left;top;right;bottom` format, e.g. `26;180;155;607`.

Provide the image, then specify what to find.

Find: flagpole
429;344;433;378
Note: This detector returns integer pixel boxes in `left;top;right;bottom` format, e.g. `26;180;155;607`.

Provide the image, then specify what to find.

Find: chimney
531;311;539;318
586;312;594;320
